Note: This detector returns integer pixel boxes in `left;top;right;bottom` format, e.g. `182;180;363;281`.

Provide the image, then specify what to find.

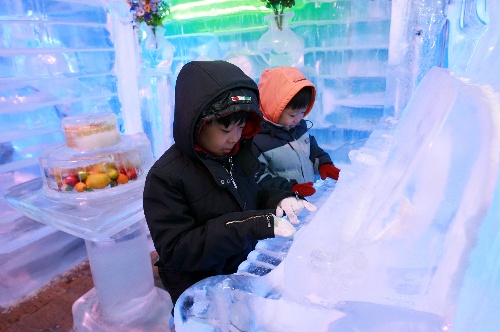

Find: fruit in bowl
45;161;142;193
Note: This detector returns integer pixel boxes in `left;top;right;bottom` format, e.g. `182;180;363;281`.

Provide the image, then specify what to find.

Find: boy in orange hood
252;66;341;196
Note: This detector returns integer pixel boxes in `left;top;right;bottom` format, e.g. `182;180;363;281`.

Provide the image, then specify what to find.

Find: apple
127;168;138;180
64;174;79;187
119;166;127;175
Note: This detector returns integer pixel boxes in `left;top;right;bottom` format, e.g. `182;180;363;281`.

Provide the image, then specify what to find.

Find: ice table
4;177;171;331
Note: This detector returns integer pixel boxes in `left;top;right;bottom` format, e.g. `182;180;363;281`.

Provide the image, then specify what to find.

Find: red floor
0;252;164;332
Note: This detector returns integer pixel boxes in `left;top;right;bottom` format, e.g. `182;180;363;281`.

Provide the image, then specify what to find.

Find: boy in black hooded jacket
143;60;316;313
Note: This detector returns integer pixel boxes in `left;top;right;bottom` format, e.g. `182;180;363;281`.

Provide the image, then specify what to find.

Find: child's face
197;120;246;157
278;107;307;130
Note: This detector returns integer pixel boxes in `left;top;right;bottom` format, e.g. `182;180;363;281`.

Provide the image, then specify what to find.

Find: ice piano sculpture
173;66;500;331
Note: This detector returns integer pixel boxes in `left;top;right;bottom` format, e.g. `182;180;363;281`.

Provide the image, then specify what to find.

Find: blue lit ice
174;65;500;331
1;0;499;331
173;0;500;331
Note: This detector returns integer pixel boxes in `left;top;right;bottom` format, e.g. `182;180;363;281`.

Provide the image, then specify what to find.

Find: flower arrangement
127;0;170;28
260;0;295;30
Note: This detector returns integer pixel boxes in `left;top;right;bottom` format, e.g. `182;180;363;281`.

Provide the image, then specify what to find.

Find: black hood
173;60;261;159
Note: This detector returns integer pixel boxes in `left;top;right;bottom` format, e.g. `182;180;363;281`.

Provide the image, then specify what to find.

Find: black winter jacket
143;61;292;305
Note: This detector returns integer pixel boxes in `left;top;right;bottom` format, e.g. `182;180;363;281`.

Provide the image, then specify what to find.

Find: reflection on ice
177;278;445;332
237;179;337;278
174;66;500;331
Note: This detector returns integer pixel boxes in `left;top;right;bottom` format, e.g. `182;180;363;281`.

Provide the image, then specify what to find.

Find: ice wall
160;0;394;160
385;0;448;117
0;0;118;308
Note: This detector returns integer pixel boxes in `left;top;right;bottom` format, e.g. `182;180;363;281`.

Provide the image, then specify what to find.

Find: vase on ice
136;22;175;159
258;11;304;68
137;22;175;74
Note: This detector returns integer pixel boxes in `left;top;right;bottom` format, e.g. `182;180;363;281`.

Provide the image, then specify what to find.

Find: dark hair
214;110;250;127
286;86;313;110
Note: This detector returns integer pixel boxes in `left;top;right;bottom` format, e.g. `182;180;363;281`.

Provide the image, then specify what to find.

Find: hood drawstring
305;119;314;130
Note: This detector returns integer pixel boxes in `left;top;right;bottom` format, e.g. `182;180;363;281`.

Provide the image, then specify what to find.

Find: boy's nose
228;131;241;143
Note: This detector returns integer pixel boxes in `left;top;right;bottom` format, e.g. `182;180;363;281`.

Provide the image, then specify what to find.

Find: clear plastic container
40;113;153;198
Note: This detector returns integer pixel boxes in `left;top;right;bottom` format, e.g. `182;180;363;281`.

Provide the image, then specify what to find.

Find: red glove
319;164;340;180
291;182;316;196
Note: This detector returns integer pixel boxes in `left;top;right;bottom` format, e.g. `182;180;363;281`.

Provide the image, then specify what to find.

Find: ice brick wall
0;0;119;308
161;0;393;164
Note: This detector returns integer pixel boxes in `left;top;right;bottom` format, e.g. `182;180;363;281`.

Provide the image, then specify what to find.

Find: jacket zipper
225;156;247;211
287;142;306;180
225;213;273;228
227;156;238;190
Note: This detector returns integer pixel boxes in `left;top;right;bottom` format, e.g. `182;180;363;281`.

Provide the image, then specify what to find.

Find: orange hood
258;66;316;124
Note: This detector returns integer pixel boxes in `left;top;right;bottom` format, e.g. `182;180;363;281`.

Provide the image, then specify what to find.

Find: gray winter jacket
252;119;332;191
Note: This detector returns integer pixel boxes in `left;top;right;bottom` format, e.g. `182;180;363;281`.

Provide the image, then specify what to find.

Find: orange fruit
116;173;129;184
74;182;87;192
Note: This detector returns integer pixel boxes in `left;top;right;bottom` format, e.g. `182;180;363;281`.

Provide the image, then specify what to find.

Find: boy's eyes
220;124;245;133
288;111;305;117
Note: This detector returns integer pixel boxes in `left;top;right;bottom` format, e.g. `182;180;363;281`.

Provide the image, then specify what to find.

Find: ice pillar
72;221;170;331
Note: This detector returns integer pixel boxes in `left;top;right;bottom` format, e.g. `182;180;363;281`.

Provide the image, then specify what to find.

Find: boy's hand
319;164;341;180
291;182;316;196
276;197;317;225
273;215;296;238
